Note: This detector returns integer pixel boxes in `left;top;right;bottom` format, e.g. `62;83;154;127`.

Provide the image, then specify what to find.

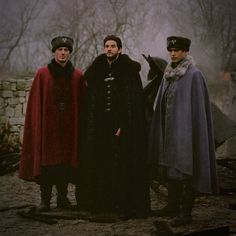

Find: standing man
148;36;218;226
77;35;150;221
19;36;86;212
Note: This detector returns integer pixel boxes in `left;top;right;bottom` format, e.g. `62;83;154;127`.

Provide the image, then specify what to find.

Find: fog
0;0;235;83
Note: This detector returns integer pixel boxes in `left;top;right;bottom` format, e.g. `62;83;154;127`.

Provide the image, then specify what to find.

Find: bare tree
191;0;236;72
41;0;154;71
162;0;236;80
3;0;218;78
0;0;46;73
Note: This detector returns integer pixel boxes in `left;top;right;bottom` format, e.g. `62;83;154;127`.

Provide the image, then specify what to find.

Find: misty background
0;0;236;84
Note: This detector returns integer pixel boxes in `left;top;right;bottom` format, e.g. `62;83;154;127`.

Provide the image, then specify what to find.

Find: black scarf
48;59;74;80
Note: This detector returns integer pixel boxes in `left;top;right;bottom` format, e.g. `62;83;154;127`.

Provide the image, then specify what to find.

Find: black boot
36;184;52;212
170;208;192;227
56;183;72;209
152;180;182;217
170;185;195;227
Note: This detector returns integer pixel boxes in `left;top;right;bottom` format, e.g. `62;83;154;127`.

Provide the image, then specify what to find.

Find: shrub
0;122;21;155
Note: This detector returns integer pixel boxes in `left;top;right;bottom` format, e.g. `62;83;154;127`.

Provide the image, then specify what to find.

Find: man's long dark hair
103;35;122;49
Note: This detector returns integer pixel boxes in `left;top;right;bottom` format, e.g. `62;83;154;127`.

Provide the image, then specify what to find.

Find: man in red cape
19;36;86;211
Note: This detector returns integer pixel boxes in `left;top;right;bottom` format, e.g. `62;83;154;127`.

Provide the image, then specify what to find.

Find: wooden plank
17;211;57;224
175;225;230;236
0;204;34;212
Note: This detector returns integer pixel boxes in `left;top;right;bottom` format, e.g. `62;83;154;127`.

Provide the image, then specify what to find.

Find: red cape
19;66;86;181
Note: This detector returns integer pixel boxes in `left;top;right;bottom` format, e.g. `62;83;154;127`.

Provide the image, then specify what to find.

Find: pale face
54;47;70;66
104;40;122;60
168;48;187;63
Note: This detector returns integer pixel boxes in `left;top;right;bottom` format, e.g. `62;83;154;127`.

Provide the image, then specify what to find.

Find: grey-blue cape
148;56;218;194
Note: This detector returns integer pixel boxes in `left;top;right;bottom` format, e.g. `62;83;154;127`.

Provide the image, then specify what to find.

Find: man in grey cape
148;36;218;226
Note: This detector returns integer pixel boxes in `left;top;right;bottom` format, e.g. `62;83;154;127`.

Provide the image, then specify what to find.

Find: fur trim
164;55;195;81
86;54;140;74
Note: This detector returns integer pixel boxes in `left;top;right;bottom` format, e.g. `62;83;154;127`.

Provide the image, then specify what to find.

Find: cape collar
48;59;74;80
164;55;195;81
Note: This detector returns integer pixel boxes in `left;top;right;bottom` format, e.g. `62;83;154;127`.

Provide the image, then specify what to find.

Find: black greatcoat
77;54;150;218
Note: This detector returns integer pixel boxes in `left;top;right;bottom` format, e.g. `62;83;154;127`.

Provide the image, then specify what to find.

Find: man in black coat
76;35;150;221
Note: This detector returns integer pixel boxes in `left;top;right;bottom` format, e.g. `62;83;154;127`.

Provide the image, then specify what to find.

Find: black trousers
168;179;195;214
39;164;72;203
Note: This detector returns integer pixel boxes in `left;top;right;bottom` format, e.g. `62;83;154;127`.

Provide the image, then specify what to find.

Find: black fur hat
167;36;191;51
51;36;74;53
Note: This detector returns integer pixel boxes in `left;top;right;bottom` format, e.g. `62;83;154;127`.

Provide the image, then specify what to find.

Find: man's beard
106;53;119;61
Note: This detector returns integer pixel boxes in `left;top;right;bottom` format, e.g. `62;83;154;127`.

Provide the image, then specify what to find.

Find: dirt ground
0;163;236;236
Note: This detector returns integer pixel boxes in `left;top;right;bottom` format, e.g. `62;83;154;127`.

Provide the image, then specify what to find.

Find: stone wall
0;78;33;140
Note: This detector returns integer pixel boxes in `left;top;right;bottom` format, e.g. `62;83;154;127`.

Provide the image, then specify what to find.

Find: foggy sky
0;0;235;82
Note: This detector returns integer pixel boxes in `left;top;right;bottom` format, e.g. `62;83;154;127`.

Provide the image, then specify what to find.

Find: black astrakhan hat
167;36;191;51
51;36;74;53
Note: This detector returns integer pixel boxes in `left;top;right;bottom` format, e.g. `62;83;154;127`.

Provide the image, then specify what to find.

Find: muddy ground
0;162;236;236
